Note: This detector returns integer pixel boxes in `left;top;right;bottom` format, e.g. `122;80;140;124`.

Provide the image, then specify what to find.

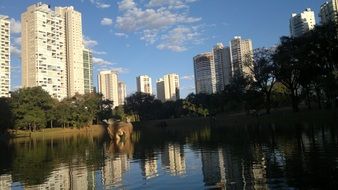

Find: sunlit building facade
98;70;119;108
136;75;152;95
230;36;253;78
0;15;10;97
193;52;216;94
83;48;93;94
290;8;316;37
156;73;180;102
118;81;127;105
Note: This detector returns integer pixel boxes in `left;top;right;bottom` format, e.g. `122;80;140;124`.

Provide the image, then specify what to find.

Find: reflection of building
289;8;316;37
161;143;186;176
0;174;12;190
102;154;129;187
156;73;180;102
141;158;158;179
201;148;226;188
118;81;127;105
136;75;152;95
320;0;338;24
0;15;10;97
70;165;88;190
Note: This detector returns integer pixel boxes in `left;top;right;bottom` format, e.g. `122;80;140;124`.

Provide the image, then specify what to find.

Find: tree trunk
315;86;322;109
265;92;271;114
50;120;53;128
305;87;312;110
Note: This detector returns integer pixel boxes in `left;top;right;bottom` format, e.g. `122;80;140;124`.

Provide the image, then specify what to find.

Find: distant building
230;36;253;78
156;73;180;102
118;81;127;105
83;48;93;94
193;52;216;94
98;70;119;108
213;43;226;92
0;15;10;97
290;8;316;37
319;0;338;24
223;46;232;86
136;75;152;95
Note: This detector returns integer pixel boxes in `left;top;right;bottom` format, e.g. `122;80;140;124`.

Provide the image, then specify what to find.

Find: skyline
0;0;329;98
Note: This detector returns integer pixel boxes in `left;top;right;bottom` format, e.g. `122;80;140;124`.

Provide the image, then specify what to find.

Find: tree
124;92;156;121
245;48;276;113
0;97;13;133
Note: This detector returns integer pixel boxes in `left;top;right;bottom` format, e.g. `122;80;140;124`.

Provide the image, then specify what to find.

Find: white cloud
10;18;21;34
182;75;194;80
115;32;128;38
14;37;21;45
90;0;111;8
10;45;21;58
115;0;201;52
83;36;98;48
92;57;113;65
111;67;129;74
156;26;200;52
100;18;113;26
92;50;107;55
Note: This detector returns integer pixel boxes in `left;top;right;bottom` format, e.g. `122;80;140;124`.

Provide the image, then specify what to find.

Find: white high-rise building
156;73;180;102
0;15;10;97
320;0;338;24
193;52;216;94
83;48;93;94
55;6;85;96
213;44;225;92
136;75;152;95
22;3;67;100
98;70;119;108
230;36;253;78
290;8;316;37
118;81;127;105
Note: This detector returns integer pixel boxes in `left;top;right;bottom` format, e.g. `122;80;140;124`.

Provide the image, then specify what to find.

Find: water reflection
0;120;338;189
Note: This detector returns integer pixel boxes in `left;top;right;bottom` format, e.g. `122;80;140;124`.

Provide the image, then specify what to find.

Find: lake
0;120;337;189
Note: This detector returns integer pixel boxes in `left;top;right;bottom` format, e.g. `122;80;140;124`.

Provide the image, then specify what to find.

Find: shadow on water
0;118;337;189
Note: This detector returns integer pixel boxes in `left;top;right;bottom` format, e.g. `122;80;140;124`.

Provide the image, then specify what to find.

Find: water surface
1;120;337;189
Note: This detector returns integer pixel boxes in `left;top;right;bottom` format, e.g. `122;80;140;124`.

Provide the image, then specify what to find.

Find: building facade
193;52;216;94
22;3;67;100
156;73;180;102
83;48;93;94
320;0;338;24
98;70;119;108
223;46;232;86
118;81;127;105
136;75;152;95
290;8;316;37
56;6;85;96
230;36;253;78
0;15;10;97
212;43;226;92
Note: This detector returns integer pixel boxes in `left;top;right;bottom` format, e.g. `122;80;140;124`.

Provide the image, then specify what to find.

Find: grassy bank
135;108;338;128
8;125;106;140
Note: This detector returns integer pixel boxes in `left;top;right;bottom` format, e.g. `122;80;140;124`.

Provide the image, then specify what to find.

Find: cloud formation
83;36;98;48
10;18;21;33
92;57;113;65
90;0;111;8
100;18;113;26
115;0;201;52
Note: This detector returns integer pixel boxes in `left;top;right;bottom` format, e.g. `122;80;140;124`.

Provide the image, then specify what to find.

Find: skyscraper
22;3;67;100
136;75;152;95
98;70;119;108
156;73;180;102
213;43;226;92
83;48;93;94
289;8;316;37
223;46;232;86
230;36;253;78
118;81;127;105
193;52;216;94
319;0;338;24
55;6;85;96
0;15;10;97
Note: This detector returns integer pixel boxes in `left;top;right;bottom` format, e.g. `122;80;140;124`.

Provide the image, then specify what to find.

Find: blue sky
0;0;327;98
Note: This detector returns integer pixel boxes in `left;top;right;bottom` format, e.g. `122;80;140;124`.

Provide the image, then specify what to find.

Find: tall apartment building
0;15;10;97
193;52;216;94
118;81;127;105
21;3;87;100
98;70;119;108
83;48;93;94
55;6;85;96
223;46;232;86
22;3;67;100
290;8;316;37
136;75;152;95
320;0;338;24
230;36;253;78
156;73;180;102
212;43;232;91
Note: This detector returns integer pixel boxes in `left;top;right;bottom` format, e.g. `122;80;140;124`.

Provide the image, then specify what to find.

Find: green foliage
0;97;14;133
